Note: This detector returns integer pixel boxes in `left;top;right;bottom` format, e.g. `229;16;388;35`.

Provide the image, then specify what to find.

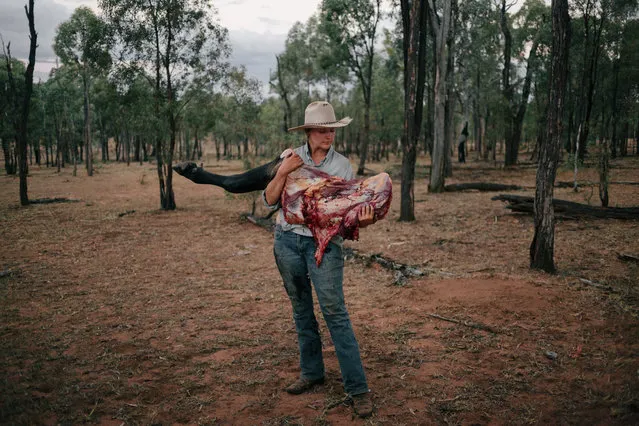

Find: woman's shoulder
332;149;350;165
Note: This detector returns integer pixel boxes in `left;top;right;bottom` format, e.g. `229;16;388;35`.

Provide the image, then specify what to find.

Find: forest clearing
1;154;637;425
2;0;639;423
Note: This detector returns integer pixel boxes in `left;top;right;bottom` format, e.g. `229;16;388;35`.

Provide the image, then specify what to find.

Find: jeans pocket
325;242;344;266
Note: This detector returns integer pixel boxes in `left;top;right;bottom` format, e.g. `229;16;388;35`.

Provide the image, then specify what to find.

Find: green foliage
53;7;112;74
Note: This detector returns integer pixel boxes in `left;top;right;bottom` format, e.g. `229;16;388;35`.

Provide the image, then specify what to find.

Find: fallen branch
556;180;639;188
425;312;500;334
343;248;426;285
30;197;81;204
578;278;614;292
492;194;639;220
118;210;136;217
617;253;639;263
243;214;427;284
444;182;523;192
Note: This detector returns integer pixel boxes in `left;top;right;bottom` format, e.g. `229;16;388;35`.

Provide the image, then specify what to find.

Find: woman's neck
308;143;329;165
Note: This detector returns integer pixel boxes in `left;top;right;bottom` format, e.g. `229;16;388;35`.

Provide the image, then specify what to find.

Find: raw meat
281;166;392;265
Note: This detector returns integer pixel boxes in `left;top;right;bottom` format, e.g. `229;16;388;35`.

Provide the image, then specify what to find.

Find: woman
263;101;375;418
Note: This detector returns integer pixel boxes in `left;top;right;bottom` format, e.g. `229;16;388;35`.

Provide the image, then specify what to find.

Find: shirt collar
304;143;335;167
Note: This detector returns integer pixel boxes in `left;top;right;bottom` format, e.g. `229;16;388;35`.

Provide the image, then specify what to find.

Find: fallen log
617;253;639;263
444;182;523;192
491;194;639;220
425;312;500;334
556;180;639;188
30;197;81;204
342;248;426;285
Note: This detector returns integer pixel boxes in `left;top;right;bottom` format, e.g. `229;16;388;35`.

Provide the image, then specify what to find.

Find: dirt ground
1;152;638;425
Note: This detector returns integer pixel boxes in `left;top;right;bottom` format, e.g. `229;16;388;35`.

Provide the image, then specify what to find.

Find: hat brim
288;117;352;132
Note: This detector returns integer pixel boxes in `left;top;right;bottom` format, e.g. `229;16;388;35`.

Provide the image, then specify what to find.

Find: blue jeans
273;226;369;396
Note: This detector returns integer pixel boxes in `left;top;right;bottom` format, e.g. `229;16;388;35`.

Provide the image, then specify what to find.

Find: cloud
0;0;73;62
258;16;289;28
227;29;286;92
0;0;307;90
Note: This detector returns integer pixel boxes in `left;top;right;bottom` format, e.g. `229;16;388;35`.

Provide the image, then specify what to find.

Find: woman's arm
264;152;304;205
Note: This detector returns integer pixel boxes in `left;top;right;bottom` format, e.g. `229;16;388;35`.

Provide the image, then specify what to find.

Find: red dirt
1;154;638;425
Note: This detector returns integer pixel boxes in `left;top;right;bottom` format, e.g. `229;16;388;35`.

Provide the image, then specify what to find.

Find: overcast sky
0;0;322;87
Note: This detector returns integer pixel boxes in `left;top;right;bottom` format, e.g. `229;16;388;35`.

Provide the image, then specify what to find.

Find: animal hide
282;166;392;265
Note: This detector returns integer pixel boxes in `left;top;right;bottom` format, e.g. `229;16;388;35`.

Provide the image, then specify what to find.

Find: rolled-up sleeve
262;190;281;211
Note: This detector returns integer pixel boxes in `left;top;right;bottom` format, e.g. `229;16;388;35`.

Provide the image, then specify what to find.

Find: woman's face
308;128;336;153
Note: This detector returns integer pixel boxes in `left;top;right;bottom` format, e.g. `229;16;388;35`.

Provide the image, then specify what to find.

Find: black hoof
173;162;198;179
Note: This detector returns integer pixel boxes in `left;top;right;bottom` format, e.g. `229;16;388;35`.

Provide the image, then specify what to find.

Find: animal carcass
282;166;392;265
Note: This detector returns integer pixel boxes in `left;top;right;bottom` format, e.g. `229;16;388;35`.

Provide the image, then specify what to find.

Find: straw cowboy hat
288;101;352;131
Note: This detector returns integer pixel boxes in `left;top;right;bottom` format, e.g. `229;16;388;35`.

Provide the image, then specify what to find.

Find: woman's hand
277;151;304;177
358;204;376;228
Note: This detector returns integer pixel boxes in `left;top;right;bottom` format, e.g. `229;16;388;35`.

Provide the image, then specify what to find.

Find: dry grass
1;153;638;424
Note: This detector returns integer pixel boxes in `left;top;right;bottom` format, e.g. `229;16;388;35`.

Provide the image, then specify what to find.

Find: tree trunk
83;70;93;176
357;76;373;176
530;0;570;273
399;0;428;221
501;0;539;166
2;138;17;175
16;2;37;204
576;13;605;160
599;137;609;207
428;0;453;193
444;27;455;178
162;14;176;211
275;55;292;132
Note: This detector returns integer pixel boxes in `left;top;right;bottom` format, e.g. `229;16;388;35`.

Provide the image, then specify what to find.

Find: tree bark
599;138;610;207
14;1;37;205
530;0;570;272
576;12;605;160
83;68;93;176
501;0;539;166
399;0;428;221
163;6;176;210
428;0;454;193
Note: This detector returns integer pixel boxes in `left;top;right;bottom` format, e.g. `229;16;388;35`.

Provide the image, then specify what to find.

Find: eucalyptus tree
0;55;25;175
398;0;429;221
371;37;402;161
54;6;112;176
499;0;550;166
181;86;211;161
271;19;318;132
615;13;639;156
46;66;85;174
100;0;230;210
2;0;37;204
270;14;350;137
427;0;455;193
222;66;263;159
530;0;570;273
570;0;605;161
453;0;501;159
320;0;383;175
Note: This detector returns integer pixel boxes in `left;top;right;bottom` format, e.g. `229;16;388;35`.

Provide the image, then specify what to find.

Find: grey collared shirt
262;144;354;239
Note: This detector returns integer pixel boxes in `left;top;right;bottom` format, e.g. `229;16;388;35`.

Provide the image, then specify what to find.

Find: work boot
352;393;373;418
284;377;325;395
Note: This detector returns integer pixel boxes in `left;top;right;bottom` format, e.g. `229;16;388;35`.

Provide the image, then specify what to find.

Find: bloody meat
281;166;392;265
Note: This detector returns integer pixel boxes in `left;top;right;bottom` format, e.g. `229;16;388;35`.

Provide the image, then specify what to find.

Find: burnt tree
3;1;37;205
